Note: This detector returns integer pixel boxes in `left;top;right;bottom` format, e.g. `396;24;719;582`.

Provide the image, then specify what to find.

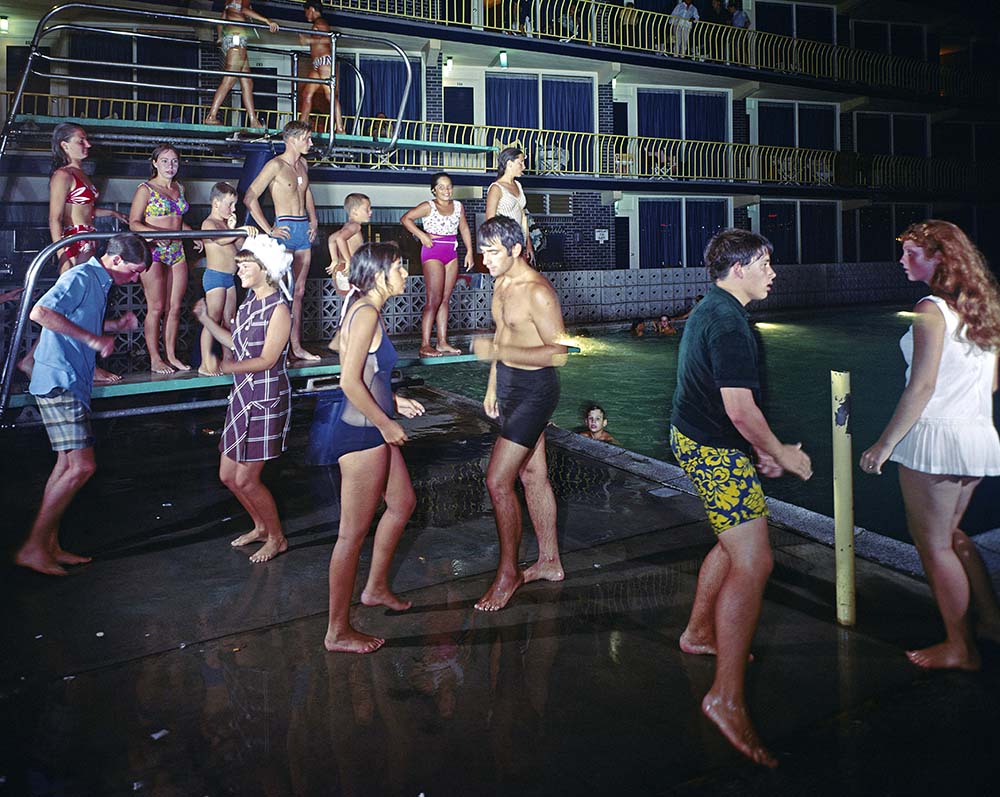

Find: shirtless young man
472;216;568;611
244;120;320;360
199;181;258;375
299;0;344;133
325;192;372;351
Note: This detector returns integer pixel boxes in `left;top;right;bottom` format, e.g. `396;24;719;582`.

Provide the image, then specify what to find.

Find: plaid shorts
670;425;768;535
36;389;95;451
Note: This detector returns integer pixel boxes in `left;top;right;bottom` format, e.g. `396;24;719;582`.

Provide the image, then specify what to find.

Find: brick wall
732;98;749;145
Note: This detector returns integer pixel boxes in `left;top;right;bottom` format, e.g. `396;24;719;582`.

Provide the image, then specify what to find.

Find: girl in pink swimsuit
129;144;203;374
400;172;474;357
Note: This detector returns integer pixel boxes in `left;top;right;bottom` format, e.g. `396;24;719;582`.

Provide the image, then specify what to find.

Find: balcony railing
327;0;997;104
4;92;997;195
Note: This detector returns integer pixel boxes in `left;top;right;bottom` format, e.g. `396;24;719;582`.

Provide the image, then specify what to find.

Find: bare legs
290;249;319;361
199;287;235;375
219;455;287;564
953;529;1000;642
204;46;262;128
476;433;563;612
326;445;415;654
299;68;343;133
680;518;777;768
15;448;96;576
899;467;983;671
141;260;189;373
419;259;461;357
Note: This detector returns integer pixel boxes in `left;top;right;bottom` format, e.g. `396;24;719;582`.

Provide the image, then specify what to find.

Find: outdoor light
446;56;454;72
1;17;9;34
499;50;508;69
612;77;617;90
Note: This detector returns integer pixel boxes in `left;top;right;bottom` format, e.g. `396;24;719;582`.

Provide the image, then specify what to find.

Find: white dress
889;295;1000;476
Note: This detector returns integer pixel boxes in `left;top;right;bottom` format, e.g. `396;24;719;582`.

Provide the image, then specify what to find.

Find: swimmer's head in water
584;404;608;434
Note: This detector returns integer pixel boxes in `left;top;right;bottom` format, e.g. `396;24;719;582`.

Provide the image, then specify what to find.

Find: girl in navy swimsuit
325;242;425;655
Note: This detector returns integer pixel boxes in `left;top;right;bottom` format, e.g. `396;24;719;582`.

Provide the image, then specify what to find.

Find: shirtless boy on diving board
472;215;568;611
299;0;344;133
244;120;320;360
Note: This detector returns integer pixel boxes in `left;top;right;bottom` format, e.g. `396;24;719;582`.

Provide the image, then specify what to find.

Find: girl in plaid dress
194;236;292;564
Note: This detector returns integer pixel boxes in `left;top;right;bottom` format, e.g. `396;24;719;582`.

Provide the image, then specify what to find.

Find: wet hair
210;181;237;203
630;318;645;334
51;123;85;170
478;215;523;255
148;144;179;179
584;403;607;421
497;147;524;178
344;192;371;216
899;220;1000;350
430;171;452;191
282;120;312;140
106;233;150;268
304;0;324;14
346;241;402;311
704;228;773;282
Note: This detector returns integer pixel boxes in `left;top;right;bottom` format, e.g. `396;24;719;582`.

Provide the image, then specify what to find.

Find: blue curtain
69;35;132;118
637;90;681;139
798;105;836;150
685;92;727;142
758;102;795;147
974;124;1000;161
799;202;837;263
359;56;421;121
339;55;357;123
890;24;924;60
487;73;539;159
685;200;727;267
893;115;927;157
639;200;682;269
858;205;893;261
761;201;798;264
756;2;794;37
853;21;889;54
542;77;592;171
842;208;858;263
795;5;834;44
136;38;199;123
857;114;892;155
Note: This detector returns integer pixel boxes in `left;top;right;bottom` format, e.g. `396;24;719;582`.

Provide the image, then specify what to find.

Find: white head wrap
241;236;293;300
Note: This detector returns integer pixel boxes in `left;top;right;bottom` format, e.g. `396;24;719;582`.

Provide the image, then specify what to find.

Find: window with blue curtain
137;38;199;123
856;113;892;155
486;73;539;158
637;90;681;139
756;2;794;37
853;21;889;54
359;56;421;122
795;5;834;44
761;202;798;263
842;208;858;263
858;205;893;261
339;55;358;123
685;200;727;267
799;202;837;263
758;102;795;147
932;122;971;159
892;115;927;157
798;105;836;150
542;76;593;172
69;34;132;118
639;199;681;268
685;91;727;142
974;124;1000;161
890;24;925;60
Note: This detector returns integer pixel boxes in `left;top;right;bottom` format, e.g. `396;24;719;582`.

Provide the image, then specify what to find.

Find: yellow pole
831;370;856;626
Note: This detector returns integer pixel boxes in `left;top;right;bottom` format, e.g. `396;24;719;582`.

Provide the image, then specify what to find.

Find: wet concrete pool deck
2;385;999;795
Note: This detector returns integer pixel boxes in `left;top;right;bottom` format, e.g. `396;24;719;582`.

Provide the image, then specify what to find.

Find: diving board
11;115;495;155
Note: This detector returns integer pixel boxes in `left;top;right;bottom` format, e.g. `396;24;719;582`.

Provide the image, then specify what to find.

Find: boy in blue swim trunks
244;120;320;360
472;216;568;612
198;181;258;375
670;228;812;769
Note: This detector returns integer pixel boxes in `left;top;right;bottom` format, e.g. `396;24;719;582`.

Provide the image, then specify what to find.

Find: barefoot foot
231;529;266;548
324;629;385;654
249;536;288;564
702;693;778;768
475;570;524;611
679;630;755;661
291;347;321;362
523;558;564;584
52;547;92;566
906;641;981;671
149;359;175;376
15;547;68;576
419;345;444;358
198;365;223;376
361;587;412;612
166;358;191;372
95;366;123;383
203;116;223;126
436;342;461;355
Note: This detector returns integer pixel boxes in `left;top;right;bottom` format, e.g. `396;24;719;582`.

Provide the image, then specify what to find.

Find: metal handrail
0;229;257;418
0;2;411;163
326;0;997;104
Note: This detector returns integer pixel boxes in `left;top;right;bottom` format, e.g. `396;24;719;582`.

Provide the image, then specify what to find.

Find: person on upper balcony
203;0;280;129
298;0;344;134
669;0;700;58
728;1;751;30
705;0;731;26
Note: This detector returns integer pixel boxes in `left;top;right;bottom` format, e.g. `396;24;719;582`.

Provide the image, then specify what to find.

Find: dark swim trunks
496;362;560;449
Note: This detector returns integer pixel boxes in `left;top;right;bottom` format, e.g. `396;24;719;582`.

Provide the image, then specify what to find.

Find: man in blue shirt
670;228;812;768
16;234;149;576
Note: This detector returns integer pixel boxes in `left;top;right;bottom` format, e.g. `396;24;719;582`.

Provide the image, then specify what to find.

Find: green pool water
411;305;999;541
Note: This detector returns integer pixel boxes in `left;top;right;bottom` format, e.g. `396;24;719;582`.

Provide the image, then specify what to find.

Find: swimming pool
411;305;1000;542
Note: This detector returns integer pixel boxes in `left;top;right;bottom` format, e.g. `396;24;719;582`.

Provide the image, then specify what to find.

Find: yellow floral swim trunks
670;426;768;535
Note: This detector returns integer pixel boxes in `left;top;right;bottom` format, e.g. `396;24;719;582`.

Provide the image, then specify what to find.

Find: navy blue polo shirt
670;285;760;452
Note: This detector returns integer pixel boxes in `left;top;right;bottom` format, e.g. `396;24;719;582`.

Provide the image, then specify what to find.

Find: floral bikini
142;182;190;267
